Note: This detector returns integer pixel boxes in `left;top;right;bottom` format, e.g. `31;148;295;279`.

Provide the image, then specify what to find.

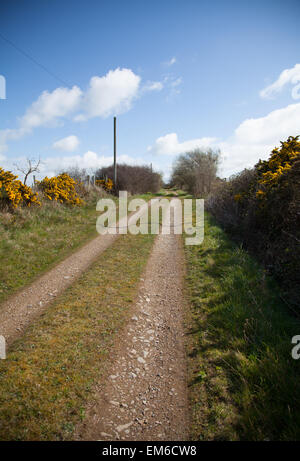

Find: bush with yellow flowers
37;173;83;205
0;167;40;210
207;135;300;309
95;178;114;192
255;136;300;197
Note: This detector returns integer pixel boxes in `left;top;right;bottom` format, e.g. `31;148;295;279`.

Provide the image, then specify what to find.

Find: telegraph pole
114;116;117;186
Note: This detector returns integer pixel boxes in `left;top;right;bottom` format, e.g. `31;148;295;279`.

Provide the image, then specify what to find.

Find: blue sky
0;0;300;180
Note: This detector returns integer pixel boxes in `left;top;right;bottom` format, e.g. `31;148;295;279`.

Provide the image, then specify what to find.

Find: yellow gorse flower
95;178;114;191
0;167;40;209
256;136;300;189
234;193;243;202
37;173;83;206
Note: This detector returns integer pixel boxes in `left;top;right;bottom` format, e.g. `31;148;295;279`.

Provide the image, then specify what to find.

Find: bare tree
171;148;220;196
14;157;41;185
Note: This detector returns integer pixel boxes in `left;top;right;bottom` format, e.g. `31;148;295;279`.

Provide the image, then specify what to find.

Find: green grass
0;197;101;303
0;229;156;440
184;212;300;441
0;191;153;304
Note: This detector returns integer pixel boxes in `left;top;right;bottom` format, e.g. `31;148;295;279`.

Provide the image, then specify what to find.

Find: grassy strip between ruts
0;229;156;440
184;212;300;441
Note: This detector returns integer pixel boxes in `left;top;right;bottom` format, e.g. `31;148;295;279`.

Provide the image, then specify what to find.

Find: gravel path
0;203;150;347
75;201;188;441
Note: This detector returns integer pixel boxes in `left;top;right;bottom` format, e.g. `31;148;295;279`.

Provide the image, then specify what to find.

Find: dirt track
0;199;189;440
0;203;150;346
75;202;188;441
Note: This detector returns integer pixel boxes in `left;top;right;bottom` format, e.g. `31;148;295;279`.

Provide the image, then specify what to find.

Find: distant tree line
60;163;162;195
95;164;162;194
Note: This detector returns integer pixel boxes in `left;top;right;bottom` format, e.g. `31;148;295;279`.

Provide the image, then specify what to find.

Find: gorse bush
256;136;300;192
37;173;83;206
95;178;114;192
208;136;300;309
0;167;40;210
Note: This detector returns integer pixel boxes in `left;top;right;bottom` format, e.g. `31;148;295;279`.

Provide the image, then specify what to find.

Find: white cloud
234;102;300;144
147;133;217;156
0;68;142;150
140;75;182;100
0;132;8;154
162;75;183;99
219;102;300;175
0;128;22;154
149;102;300;177
260;63;300;100
78;68;141;120
21;86;82;132
41;151;110;174
1;151;144;180
170;77;182;88
142;81;164;92
0;86;82;152
53;135;80;152
164;57;177;67
37;151;144;178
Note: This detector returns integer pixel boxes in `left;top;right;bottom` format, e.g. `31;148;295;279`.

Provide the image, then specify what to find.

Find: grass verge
0;192;153;304
0;230;156;440
0;196;101;303
184;212;300;441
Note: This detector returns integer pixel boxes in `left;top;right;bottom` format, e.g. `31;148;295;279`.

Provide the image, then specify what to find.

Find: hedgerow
0;167;40;210
96;164;162;194
207;136;300;309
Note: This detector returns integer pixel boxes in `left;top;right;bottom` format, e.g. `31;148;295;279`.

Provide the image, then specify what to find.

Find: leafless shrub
170;148;220;196
95;164;162;194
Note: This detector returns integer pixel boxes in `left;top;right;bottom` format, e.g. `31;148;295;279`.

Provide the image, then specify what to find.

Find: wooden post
114;116;117;186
